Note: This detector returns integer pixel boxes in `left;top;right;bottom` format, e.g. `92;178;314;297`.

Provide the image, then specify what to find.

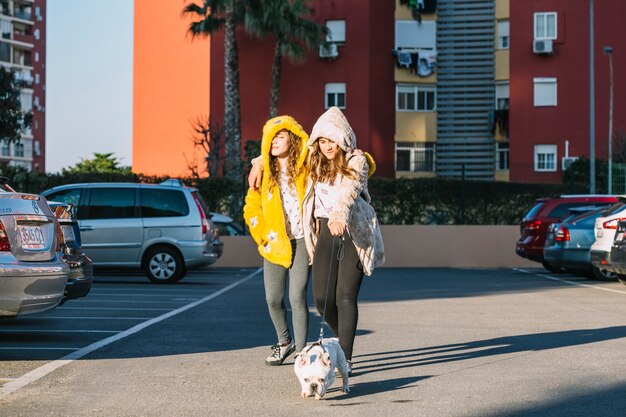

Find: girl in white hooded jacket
302;107;384;373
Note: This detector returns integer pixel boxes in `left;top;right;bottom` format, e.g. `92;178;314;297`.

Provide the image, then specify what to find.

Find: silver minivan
41;181;220;283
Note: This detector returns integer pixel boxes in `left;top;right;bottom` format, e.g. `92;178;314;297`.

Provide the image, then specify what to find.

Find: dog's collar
303;339;327;354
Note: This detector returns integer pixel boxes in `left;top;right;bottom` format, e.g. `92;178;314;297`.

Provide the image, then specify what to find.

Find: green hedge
368;177;571;225
0;165;581;225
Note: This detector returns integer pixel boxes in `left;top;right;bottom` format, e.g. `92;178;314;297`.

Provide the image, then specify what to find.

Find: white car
590;197;626;279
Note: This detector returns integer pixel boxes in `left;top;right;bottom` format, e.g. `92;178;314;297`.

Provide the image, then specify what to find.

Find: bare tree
185;116;224;177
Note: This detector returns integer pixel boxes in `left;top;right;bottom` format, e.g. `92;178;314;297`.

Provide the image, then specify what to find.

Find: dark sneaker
265;341;295;366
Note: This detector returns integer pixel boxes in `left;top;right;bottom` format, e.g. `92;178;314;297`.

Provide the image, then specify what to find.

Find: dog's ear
298;353;308;368
321;352;331;368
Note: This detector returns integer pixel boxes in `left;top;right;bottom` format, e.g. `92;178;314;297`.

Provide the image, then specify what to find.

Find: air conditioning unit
562;156;578;171
533;39;554;55
319;43;338;59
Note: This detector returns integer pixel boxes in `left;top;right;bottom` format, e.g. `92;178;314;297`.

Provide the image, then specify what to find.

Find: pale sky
46;0;133;173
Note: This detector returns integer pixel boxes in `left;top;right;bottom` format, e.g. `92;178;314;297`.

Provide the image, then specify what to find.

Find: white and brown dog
293;338;350;400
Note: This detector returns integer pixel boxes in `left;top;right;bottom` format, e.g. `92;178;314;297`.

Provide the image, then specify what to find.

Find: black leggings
312;218;364;360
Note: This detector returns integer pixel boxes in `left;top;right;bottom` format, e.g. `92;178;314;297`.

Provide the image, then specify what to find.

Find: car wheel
617;275;626;286
542;262;559;273
143;246;185;284
592;266;618;281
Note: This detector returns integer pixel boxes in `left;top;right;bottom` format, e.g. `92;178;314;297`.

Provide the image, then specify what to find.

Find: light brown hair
268;129;303;188
309;139;356;185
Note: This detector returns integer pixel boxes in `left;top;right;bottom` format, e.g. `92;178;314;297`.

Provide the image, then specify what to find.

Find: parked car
608;221;626;285
40;180;221;284
543;206;617;279
47;201;93;301
589;197;626;278
210;212;245;237
516;194;617;271
0;177;70;317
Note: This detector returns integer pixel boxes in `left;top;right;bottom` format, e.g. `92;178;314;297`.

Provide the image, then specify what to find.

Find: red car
516;195;617;271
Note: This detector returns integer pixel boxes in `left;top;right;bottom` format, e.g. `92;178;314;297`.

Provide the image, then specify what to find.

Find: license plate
61;225;76;242
19;226;45;249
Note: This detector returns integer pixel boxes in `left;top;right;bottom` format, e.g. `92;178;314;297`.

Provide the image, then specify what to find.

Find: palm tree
183;0;244;181
245;0;327;119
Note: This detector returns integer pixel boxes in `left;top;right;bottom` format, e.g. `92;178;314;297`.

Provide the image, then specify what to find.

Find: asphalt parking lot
2;267;626;417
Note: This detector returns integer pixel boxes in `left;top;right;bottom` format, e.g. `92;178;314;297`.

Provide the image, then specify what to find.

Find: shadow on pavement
333;376;431;400
481;381;626;417
354;326;626;372
360;268;617;302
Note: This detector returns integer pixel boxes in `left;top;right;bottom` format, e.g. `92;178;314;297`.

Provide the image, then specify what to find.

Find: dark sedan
47;201;93;301
543;206;616;279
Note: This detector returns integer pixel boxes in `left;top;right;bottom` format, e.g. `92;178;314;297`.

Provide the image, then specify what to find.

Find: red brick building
509;0;626;184
0;0;46;172
208;0;396;176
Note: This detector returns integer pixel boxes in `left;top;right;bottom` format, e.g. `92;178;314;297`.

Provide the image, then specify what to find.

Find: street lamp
590;0;595;193
604;46;614;194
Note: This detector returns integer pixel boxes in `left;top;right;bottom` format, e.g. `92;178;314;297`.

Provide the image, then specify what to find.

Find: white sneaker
265;341;295;366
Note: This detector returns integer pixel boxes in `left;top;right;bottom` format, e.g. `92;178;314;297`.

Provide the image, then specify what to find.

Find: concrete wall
214;226;537;269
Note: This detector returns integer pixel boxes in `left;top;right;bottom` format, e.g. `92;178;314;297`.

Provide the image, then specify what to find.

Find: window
533;77;557;107
34;29;39;40
534;12;557;40
395;142;435;172
397;85;435;111
496;142;509;171
140;189;189;218
326;20;345;43
325;83;345;109
1;142;9;157
45;188;84;218
498;20;509;49
86;188;136;219
495;82;509;110
534;144;557;172
395;20;436;50
20;90;32;112
14;142;24;157
0;41;9;63
34;73;39;84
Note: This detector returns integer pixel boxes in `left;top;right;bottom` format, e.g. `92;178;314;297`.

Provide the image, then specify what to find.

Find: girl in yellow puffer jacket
243;115;310;365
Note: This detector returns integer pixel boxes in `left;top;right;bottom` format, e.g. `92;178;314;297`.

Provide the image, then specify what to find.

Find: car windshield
568;207;607;225
603;201;626;216
523;202;545;221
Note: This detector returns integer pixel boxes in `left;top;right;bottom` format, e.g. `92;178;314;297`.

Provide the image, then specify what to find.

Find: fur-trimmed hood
261;115;309;173
308;107;356;153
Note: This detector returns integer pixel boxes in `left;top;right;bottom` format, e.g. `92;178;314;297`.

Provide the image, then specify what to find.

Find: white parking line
78;293;202;298
0;330;119;334
24;317;153;320
0;347;79;351
58;307;171;311
0;268;262;400
66;300;191;304
514;268;626;295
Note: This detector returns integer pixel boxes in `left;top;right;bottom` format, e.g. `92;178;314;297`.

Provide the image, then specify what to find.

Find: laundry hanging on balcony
416;50;437;77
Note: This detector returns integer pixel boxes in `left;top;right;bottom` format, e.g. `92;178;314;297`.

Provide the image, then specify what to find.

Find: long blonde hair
309;139;356;185
268;129;303;188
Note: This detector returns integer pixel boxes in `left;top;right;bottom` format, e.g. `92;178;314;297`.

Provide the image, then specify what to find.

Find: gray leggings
263;238;310;352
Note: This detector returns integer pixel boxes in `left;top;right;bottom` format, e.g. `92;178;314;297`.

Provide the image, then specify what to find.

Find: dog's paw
342;386;350;394
315;394;322;400
301;392;308;399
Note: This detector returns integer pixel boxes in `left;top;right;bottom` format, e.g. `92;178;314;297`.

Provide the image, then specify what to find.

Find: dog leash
318;234;345;342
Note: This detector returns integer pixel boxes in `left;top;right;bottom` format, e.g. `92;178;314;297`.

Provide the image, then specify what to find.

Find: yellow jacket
243;116;310;268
